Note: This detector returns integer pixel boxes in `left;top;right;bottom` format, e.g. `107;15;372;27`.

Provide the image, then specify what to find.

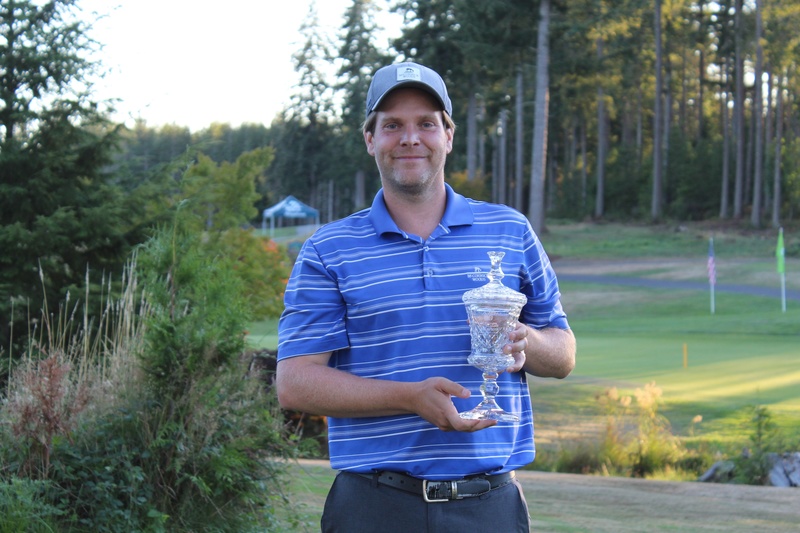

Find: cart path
557;273;800;301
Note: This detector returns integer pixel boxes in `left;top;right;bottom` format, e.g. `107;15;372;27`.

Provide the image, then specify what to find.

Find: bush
548;382;690;479
733;405;782;485
0;478;61;532
0;212;300;531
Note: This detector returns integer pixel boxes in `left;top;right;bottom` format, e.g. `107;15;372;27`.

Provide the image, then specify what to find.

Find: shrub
0;211;300;531
549;382;689;479
0;478;61;533
733;405;782;485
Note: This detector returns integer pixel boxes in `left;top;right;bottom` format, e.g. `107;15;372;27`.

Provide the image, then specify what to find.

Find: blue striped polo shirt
278;183;569;480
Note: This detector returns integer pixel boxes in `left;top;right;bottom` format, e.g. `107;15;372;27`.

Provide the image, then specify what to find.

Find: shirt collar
368;183;474;237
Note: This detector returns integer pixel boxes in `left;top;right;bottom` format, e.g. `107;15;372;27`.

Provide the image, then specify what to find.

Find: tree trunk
354;169;366;210
651;0;664;220
663;54;672;203
498;109;508;204
467;84;478;181
514;66;525;213
733;0;745;218
771;71;784;229
720;57;731;219
750;0;764;227
697;47;705;141
528;0;550;234
581;120;588;213
595;38;606;219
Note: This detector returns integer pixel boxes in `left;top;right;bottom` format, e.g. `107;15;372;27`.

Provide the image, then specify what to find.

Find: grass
249;221;800;449
259;221;800;531
543;219;796;259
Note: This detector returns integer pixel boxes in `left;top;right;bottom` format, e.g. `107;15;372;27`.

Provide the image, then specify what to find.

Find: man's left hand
503;322;529;373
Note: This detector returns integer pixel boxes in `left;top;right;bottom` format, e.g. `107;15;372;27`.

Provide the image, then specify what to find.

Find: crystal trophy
459;251;527;422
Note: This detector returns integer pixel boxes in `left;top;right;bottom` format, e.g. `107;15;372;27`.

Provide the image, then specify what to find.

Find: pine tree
0;0;133;357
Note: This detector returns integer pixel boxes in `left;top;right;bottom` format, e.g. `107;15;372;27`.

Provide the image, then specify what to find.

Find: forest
125;0;800;233
2;0;800;346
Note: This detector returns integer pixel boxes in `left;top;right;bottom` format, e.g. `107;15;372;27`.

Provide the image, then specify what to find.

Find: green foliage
46;413;168;532
0;0;140;358
447;172;490;202
214;229;290;319
733;405;782;485
181;148;270;232
545;382;692;479
0;212;301;531
0;478;61;533
117;214;295;530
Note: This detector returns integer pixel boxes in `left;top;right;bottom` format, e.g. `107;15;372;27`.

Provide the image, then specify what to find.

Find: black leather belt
355;470;516;503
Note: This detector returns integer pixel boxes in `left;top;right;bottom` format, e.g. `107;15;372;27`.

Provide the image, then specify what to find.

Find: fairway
263;223;800;531
570;333;800;414
534;266;800;448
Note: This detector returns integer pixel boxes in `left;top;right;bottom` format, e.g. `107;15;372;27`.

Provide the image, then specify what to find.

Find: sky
81;0;397;132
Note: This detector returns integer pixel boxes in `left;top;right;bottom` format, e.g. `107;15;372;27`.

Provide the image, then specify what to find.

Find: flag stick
708;237;716;315
780;272;786;313
710;284;715;315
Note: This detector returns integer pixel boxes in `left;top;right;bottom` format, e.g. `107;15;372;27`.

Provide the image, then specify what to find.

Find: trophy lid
462;251;527;310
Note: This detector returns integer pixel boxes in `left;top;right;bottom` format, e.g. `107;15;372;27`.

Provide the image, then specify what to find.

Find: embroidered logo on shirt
467;267;487;282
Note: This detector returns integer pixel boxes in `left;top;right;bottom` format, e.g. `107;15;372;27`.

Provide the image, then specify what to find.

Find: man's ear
364;130;375;156
445;127;454;154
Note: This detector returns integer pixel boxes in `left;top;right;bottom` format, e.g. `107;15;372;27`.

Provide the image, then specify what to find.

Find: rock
698;460;735;483
766;452;800;488
699;452;800;488
786;452;800;486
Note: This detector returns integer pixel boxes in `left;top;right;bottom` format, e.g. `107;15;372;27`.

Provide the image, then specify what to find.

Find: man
276;61;576;532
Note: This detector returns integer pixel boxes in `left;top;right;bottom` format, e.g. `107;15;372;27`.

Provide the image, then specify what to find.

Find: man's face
364;87;453;197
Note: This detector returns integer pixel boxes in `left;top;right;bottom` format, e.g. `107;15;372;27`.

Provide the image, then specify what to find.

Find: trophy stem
459;370;520;422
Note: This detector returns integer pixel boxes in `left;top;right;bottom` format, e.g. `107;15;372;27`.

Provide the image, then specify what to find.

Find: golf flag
708;237;716;314
707;238;716;286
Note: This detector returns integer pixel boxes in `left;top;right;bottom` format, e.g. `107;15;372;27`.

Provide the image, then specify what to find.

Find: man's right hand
409;377;498;432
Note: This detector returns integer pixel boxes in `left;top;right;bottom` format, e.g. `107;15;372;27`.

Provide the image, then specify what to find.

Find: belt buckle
422;480;455;503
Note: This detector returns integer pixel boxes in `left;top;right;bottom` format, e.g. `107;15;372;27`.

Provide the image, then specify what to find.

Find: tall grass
0;223;301;531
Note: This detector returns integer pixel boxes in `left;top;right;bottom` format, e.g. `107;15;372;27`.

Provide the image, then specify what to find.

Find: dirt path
553;258;800;301
290;460;798;532
518;469;799;532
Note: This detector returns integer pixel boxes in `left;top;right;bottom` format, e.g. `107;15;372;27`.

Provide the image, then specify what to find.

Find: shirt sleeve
520;227;570;331
277;239;350;360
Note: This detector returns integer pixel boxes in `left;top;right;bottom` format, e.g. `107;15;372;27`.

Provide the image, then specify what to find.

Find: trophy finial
486;251;505;283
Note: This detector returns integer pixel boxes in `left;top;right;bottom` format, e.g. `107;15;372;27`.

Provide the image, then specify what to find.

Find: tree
0;0;134;356
528;0;551;233
269;3;339;219
652;0;664;220
337;0;391;210
750;0;765;227
733;0;746;218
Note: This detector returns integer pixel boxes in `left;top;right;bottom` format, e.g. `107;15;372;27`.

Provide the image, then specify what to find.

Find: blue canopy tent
261;195;320;237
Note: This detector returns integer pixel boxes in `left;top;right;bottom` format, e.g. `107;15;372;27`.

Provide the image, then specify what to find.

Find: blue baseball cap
365;62;452;119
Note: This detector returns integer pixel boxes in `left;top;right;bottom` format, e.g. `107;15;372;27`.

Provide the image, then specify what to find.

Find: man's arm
275;353;497;432
505;324;576;378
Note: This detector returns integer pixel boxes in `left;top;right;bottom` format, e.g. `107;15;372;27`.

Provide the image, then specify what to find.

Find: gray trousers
321;471;531;533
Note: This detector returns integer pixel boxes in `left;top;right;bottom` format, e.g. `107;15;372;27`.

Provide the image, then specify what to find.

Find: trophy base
459;402;520;423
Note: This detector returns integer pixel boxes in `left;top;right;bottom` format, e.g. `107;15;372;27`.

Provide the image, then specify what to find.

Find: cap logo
396;66;422;82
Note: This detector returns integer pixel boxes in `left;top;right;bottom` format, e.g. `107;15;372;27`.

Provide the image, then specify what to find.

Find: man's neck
383;185;446;240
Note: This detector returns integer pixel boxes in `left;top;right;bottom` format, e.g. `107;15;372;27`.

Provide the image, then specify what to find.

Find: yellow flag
776;228;785;274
